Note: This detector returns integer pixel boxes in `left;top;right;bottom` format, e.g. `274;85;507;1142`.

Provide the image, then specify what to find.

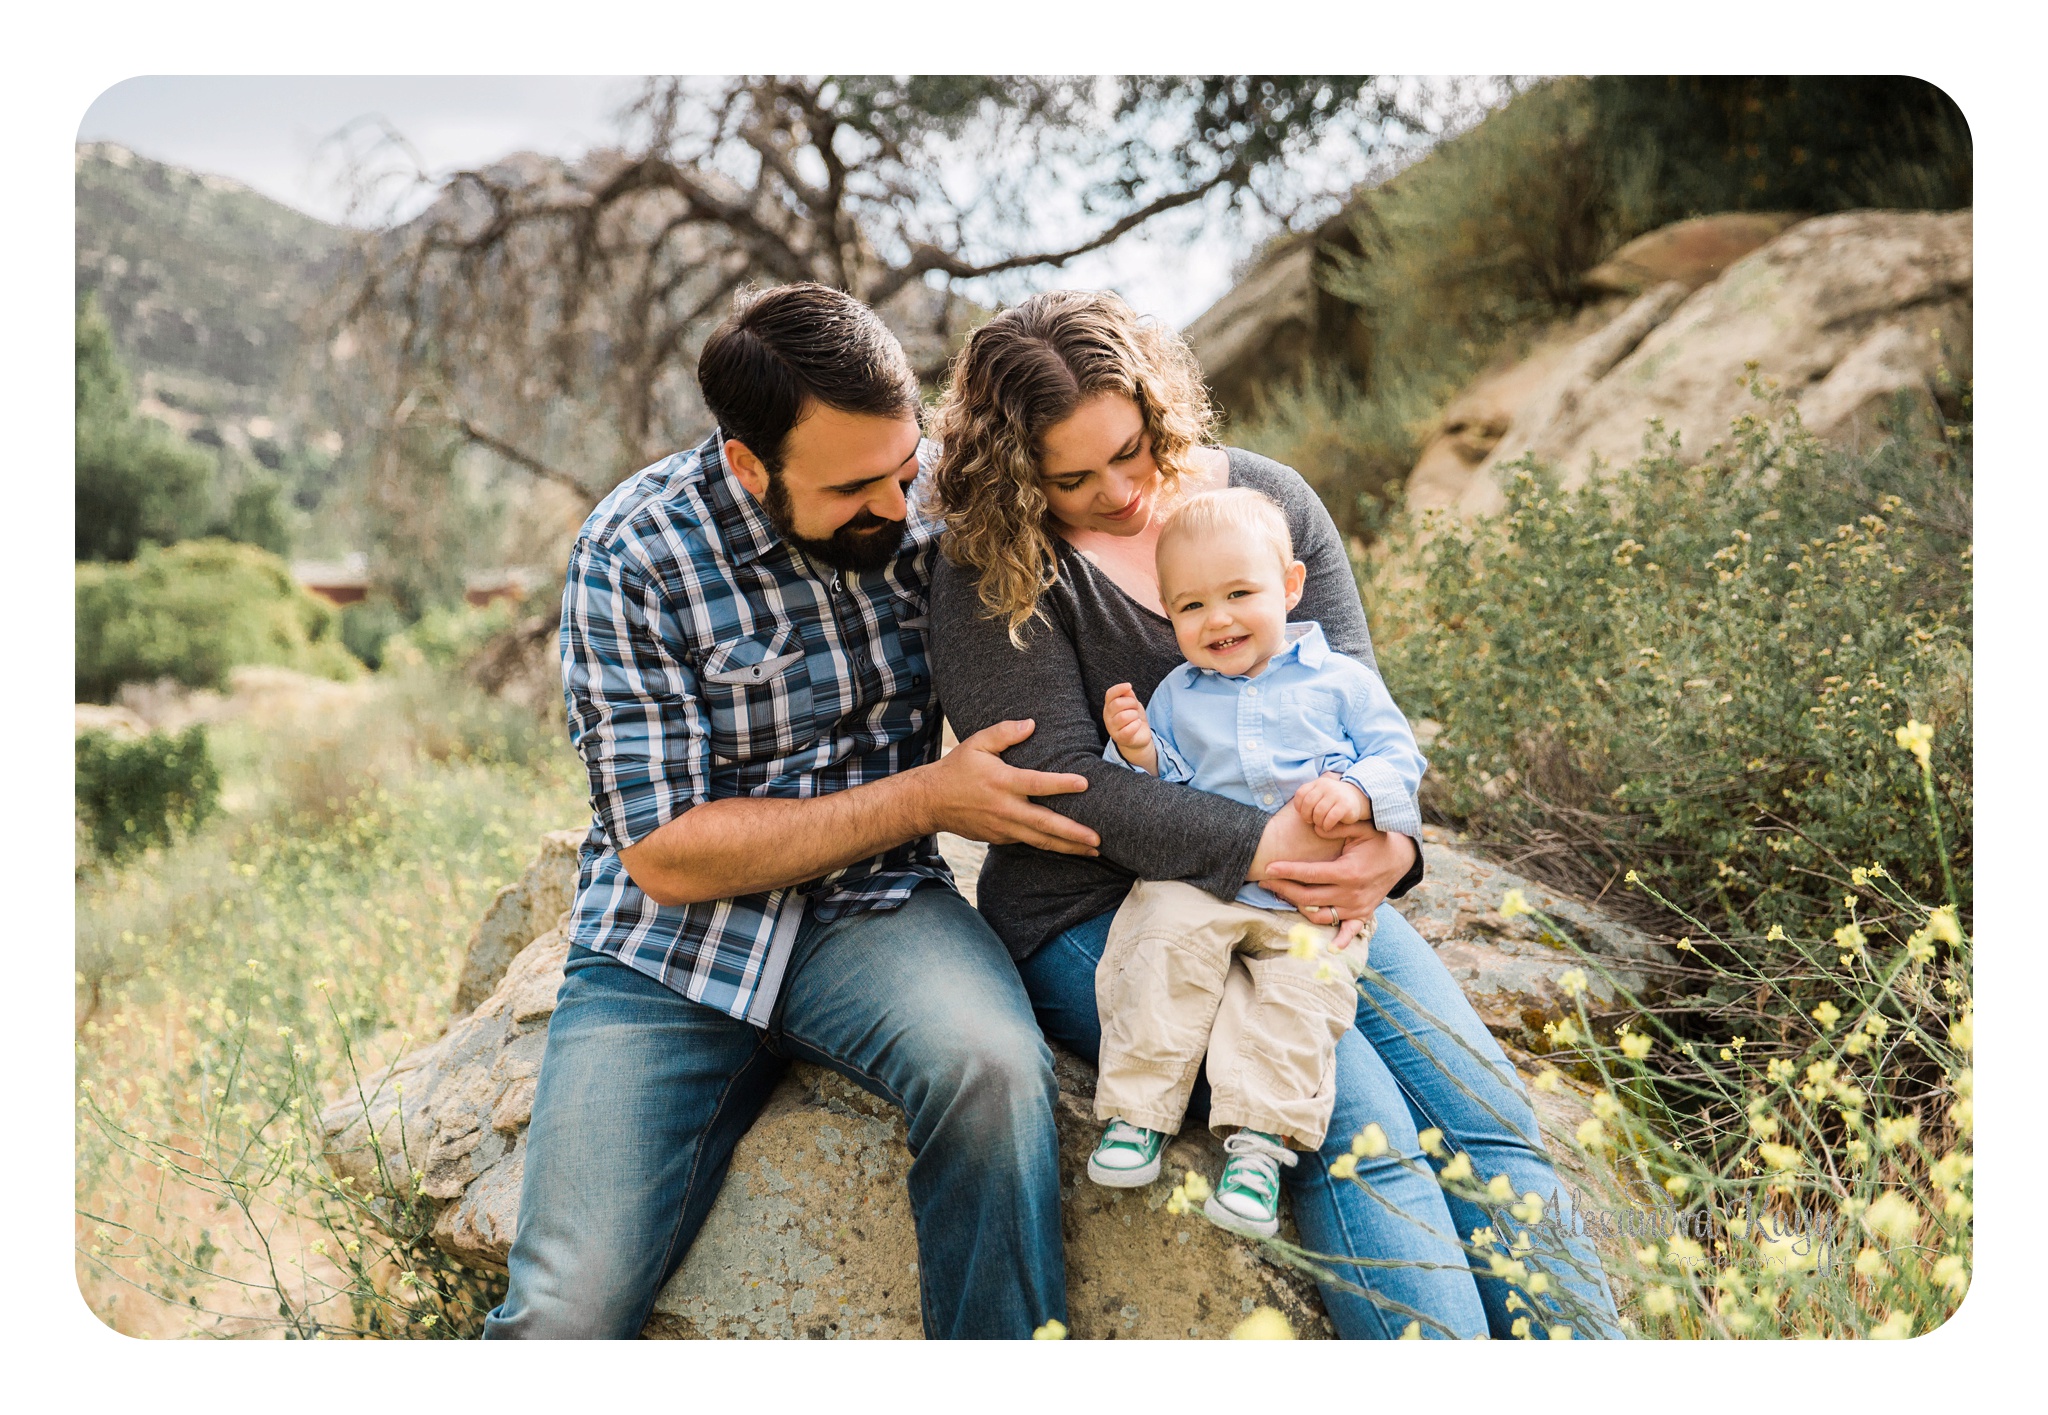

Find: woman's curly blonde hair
928;290;1217;640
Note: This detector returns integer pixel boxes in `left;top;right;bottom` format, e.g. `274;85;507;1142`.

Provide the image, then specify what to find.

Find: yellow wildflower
1558;968;1589;998
1949;1008;1973;1055
1833;923;1866;953
1667;1236;1704;1266
1641;1285;1678;1317
1417;1127;1446;1158
1469;1226;1498;1247
1328;1153;1358;1180
1499;888;1533;919
1675;938;1694;952
1863;1191;1922;1246
1930;1150;1972;1191
1850;867;1869;888
1399;1320;1421;1340
1575;1117;1608;1149
1877;1115;1919;1149
1845;1137;1870;1165
1766;1058;1796;1084
1927;907;1962;946
1165;1186;1189;1216
1440;1152;1474;1184
1853;1248;1887;1279
1286;923;1322;960
1351;1123;1388;1158
1844;1033;1870;1057
1634;1244;1662;1268
1547;1325;1573;1340
1621;1031;1653;1059
1893;719;1933;766
1765;924;1787;942
1511;1316;1532;1340
1870;1310;1915;1341
1811;1001;1841;1031
1485;1173;1515;1203
1663;1175;1690;1198
1757;1142;1801;1172
1510;1193;1544;1225
1905;929;1936;964
1488;1254;1530;1284
1526;1273;1551;1296
1625;870;1641;885
1181;1172;1212;1203
1532;1069;1563;1093
1932;1254;1969;1295
1032;1319;1068;1340
1591;1090;1623;1121
1230;1307;1295;1340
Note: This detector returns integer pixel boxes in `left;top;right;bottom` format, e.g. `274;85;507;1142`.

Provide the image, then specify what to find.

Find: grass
75;658;586;1337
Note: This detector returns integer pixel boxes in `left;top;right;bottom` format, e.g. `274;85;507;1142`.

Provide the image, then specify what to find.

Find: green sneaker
1088;1118;1168;1187
1203;1129;1298;1238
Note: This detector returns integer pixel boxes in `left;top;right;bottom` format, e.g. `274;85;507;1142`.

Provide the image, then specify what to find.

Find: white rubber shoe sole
1086;1152;1164;1187
1203;1193;1280;1239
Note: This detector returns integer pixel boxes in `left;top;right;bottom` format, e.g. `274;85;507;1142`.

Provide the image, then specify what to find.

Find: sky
75;75;1312;327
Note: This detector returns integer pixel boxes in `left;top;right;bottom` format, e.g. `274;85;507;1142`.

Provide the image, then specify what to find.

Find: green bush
75;538;362;702
1363;390;1971;932
76;298;213;562
75;725;221;861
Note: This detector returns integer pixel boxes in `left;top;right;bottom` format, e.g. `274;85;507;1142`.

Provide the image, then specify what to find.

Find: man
485;283;1101;1339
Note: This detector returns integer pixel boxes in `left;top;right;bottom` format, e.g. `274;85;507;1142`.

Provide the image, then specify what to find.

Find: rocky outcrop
1436;209;1971;517
323;828;1669;1337
451;828;582;1015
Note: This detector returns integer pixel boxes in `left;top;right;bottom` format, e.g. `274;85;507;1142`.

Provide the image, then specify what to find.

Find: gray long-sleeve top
928;446;1425;961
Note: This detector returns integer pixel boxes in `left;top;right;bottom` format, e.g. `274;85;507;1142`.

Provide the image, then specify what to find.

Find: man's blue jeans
484;882;1066;1339
1020;902;1623;1340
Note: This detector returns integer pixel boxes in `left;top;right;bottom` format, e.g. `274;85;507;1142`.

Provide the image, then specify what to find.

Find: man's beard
764;470;908;573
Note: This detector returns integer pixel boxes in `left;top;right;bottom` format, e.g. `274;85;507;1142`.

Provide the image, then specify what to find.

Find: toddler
1087;487;1427;1239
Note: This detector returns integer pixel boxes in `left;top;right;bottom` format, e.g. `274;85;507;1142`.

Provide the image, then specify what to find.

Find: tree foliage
76;296;213;561
334;75;1430;496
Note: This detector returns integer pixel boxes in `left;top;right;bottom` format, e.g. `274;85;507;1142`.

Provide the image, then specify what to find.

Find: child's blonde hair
1155;487;1295;582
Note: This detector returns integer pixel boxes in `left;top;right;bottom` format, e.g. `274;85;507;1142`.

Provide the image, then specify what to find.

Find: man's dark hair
696;283;921;473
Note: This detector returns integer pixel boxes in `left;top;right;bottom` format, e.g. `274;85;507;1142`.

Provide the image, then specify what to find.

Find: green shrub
1363;390;1971;933
75;538;361;702
75;725;221;861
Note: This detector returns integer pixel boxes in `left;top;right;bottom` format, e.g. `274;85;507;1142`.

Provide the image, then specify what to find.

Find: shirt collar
1180;620;1330;686
697;430;784;567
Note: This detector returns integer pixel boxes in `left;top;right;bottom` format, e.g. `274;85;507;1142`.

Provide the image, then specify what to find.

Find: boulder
1581;212;1805;295
323;828;1670;1337
1447;209;1971;517
451;828;583;1015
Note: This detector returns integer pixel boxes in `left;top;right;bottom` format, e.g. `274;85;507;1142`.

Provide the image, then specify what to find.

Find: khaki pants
1093;880;1377;1151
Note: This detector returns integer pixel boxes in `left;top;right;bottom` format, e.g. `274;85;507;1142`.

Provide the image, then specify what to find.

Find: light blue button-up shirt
1106;621;1427;909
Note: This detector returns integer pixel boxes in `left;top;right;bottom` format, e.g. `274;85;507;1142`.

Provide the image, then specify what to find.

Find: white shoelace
1219;1129;1297;1201
1103;1118;1153;1151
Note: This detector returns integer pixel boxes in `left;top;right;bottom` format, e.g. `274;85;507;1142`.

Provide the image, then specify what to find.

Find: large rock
323;828;1668;1337
451;828;583;1015
1445;209;1971;517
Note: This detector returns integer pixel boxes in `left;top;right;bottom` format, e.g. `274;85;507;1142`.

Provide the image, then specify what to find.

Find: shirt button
1247;687;1259;697
1261;793;1276;805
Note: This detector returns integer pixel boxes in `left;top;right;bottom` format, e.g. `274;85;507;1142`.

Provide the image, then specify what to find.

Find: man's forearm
618;768;935;906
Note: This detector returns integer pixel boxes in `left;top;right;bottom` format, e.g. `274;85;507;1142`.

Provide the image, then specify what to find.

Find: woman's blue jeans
1020;902;1623;1339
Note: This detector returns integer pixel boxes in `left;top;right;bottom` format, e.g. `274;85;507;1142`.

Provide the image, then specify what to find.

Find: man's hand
1293;772;1370;835
1101;683;1158;775
918;719;1101;855
1262;827;1418;944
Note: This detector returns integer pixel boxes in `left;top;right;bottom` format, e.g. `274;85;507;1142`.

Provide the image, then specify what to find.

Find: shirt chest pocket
1284;687;1349;743
698;629;818;763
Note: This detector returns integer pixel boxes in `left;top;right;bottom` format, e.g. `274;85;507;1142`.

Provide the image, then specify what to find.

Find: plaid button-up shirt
559;430;952;1025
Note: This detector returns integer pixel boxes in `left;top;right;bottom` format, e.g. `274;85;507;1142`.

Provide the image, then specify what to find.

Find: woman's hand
1258;820;1418;941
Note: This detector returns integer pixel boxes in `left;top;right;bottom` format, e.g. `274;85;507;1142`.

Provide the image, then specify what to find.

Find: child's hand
1103;682;1158;774
1292;773;1370;836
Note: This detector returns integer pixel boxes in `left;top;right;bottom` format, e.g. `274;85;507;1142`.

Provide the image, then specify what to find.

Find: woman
926;290;1620;1339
